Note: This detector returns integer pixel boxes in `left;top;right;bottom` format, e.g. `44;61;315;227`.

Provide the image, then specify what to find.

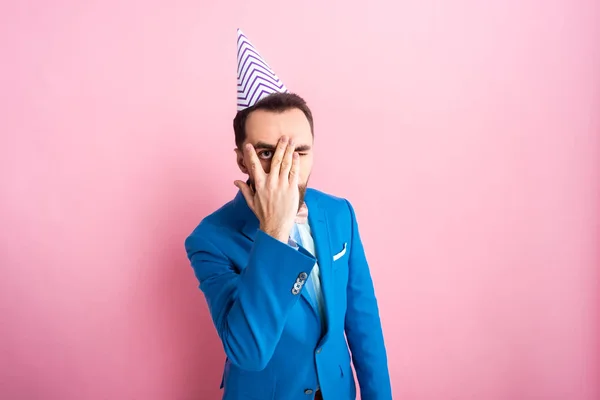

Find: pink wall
1;1;599;399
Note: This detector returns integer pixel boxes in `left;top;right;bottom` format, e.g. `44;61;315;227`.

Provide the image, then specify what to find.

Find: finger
268;136;288;178
234;180;255;211
288;152;300;185
244;144;266;186
280;139;296;179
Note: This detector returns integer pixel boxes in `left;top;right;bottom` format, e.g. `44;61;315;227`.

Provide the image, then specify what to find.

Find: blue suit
185;188;392;399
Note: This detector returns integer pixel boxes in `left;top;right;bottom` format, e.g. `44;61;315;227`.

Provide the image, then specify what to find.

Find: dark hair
233;92;314;149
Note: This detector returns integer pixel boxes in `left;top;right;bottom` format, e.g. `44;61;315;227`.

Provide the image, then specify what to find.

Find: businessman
184;29;392;400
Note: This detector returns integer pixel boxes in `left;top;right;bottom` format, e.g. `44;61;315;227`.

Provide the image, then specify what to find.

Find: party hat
237;29;288;111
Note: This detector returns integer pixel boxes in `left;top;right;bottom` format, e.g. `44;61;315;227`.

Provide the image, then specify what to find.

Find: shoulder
305;188;357;221
185;197;243;250
306;187;346;205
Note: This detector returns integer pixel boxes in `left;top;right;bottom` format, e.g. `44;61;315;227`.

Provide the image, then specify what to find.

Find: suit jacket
185;188;392;399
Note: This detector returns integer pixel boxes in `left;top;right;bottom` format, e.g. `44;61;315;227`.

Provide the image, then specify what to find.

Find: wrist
260;224;291;243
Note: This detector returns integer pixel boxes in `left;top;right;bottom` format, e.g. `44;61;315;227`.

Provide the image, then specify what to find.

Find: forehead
244;108;313;145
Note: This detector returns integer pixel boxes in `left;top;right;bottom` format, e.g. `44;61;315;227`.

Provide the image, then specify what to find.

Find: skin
233;108;314;242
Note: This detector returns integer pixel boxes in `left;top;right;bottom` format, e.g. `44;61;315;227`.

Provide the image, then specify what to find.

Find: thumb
234;180;254;209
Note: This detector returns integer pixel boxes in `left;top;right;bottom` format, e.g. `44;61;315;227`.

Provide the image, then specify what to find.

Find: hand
234;136;300;243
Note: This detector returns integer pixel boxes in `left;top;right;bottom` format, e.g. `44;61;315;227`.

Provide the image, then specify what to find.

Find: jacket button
316;347;322;354
304;389;313;395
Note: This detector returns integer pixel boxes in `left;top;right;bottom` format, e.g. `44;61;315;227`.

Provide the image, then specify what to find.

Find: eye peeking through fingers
258;150;273;160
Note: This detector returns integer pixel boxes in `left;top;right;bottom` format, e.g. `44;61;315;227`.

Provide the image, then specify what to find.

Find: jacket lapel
305;190;334;339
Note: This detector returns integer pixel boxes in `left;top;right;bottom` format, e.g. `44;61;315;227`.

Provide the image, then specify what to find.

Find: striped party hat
237;29;288;111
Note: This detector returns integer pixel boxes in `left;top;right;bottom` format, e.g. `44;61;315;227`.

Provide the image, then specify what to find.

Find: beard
247;179;308;211
297;183;307;211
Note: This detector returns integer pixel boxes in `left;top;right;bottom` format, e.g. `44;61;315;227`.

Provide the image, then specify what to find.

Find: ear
234;148;249;175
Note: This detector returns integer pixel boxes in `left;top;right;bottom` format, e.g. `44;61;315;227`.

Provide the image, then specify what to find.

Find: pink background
1;1;599;399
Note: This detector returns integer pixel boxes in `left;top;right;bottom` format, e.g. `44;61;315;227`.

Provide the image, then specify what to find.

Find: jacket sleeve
185;229;316;371
344;200;393;399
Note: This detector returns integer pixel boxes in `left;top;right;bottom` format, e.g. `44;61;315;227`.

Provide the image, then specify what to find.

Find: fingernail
281;136;288;142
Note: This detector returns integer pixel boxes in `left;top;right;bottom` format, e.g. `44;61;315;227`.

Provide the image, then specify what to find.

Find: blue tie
290;224;318;310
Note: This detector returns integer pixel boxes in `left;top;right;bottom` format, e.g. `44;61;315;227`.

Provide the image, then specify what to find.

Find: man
184;29;392;400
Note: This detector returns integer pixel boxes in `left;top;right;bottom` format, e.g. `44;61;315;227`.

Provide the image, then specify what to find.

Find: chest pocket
332;242;348;270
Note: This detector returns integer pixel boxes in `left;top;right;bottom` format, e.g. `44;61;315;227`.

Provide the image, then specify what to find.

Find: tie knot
295;203;308;224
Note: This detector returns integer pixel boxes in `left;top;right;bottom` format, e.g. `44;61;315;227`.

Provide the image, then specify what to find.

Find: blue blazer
185;188;392;399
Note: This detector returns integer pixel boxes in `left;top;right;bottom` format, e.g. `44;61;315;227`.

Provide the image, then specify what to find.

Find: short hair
233;92;314;149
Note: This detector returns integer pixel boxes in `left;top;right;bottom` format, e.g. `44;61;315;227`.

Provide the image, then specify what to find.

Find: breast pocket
332;242;348;270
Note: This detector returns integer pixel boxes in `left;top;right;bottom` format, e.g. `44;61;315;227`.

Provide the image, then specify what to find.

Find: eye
258;150;273;160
